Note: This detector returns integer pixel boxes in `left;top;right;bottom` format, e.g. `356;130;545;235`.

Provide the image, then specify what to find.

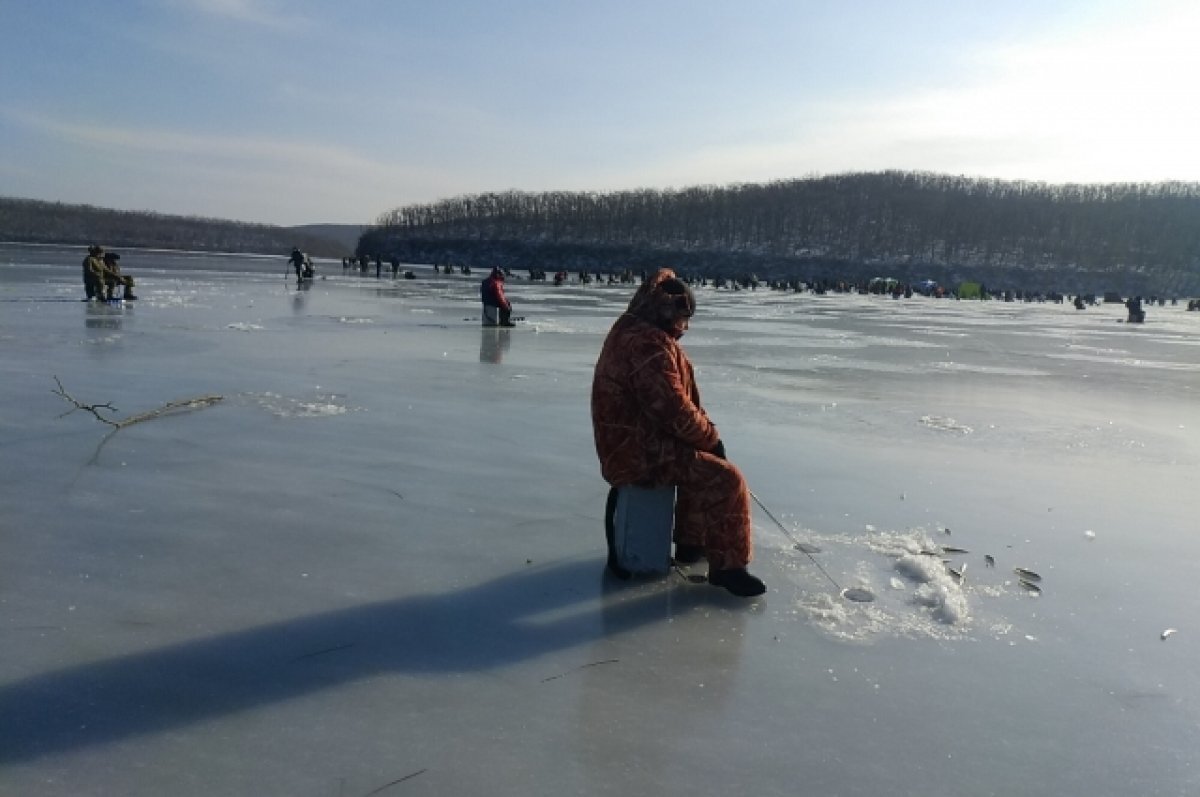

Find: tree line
363;172;1200;295
0;196;343;257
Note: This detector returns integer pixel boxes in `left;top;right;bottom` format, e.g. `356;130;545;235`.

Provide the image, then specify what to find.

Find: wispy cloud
2;108;440;222
168;0;309;31
8;109;376;173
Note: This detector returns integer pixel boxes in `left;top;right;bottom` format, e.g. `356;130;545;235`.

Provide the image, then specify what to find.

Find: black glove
711;439;726;459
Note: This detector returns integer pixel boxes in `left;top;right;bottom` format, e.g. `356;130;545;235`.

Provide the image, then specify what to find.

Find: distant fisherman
481;267;516;326
102;252;138;300
1125;296;1146;323
288;247;306;283
81;245;107;301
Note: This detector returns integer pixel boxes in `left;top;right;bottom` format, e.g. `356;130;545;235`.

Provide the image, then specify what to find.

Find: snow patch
247;391;354;418
920;415;973;434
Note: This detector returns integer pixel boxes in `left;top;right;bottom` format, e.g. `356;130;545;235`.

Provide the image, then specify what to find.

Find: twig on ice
51;375;224;430
114;394;224;427
52;376;121;426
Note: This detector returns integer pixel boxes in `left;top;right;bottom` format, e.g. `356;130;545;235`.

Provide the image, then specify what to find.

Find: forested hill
0;197;346;257
362;171;1200;295
289;223;366;252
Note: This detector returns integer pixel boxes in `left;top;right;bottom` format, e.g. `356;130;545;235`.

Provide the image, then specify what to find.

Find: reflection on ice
479;328;513;364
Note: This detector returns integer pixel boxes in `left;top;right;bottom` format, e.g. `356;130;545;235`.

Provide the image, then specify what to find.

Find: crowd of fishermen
81;245;137;302
352;254;1200;327
339;253;416;279
397;261;1195;310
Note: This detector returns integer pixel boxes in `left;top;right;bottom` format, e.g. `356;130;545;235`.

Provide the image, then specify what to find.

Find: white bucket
612;485;675;575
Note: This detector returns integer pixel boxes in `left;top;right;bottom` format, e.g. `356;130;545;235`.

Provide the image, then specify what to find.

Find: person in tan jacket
591;268;764;596
102;252;137;300
81;245;107;300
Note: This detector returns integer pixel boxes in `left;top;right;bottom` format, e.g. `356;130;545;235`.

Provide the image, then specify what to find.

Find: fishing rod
749;490;874;603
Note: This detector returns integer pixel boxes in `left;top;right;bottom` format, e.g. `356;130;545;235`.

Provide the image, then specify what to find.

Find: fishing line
749;490;875;603
672;564;707;584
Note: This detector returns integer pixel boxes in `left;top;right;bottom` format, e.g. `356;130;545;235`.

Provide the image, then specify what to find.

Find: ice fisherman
481;267;516;326
288;248;307;282
81;245;107;301
591;268;765;597
101;252;138;300
1126;296;1146;323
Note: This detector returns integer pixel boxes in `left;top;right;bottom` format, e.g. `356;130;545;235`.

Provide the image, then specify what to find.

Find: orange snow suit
591;269;752;570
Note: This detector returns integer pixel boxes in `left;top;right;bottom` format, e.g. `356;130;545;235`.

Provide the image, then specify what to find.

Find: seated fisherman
1126;296;1145;323
591;268;765;597
102;252;138;300
481;267;516;326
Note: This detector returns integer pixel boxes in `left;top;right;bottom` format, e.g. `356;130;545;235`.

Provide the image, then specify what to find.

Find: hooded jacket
481;269;510;310
591;269;719;486
82;248;107;281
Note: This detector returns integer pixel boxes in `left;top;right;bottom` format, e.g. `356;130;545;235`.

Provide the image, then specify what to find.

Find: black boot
708;568;766;597
673;543;705;565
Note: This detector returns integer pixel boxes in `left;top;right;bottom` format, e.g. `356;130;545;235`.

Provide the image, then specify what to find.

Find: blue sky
3;0;1199;225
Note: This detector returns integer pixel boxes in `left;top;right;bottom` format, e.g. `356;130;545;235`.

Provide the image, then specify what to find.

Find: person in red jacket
591;268;764;596
481;267;516;326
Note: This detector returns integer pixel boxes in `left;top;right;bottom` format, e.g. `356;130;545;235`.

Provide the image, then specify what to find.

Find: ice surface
2;243;1199;796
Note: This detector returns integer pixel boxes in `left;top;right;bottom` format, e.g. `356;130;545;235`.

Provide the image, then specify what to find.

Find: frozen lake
1;243;1198;796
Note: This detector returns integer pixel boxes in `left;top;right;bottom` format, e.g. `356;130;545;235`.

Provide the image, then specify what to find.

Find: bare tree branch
51;376;120;427
51;376;223;430
114;395;224;428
